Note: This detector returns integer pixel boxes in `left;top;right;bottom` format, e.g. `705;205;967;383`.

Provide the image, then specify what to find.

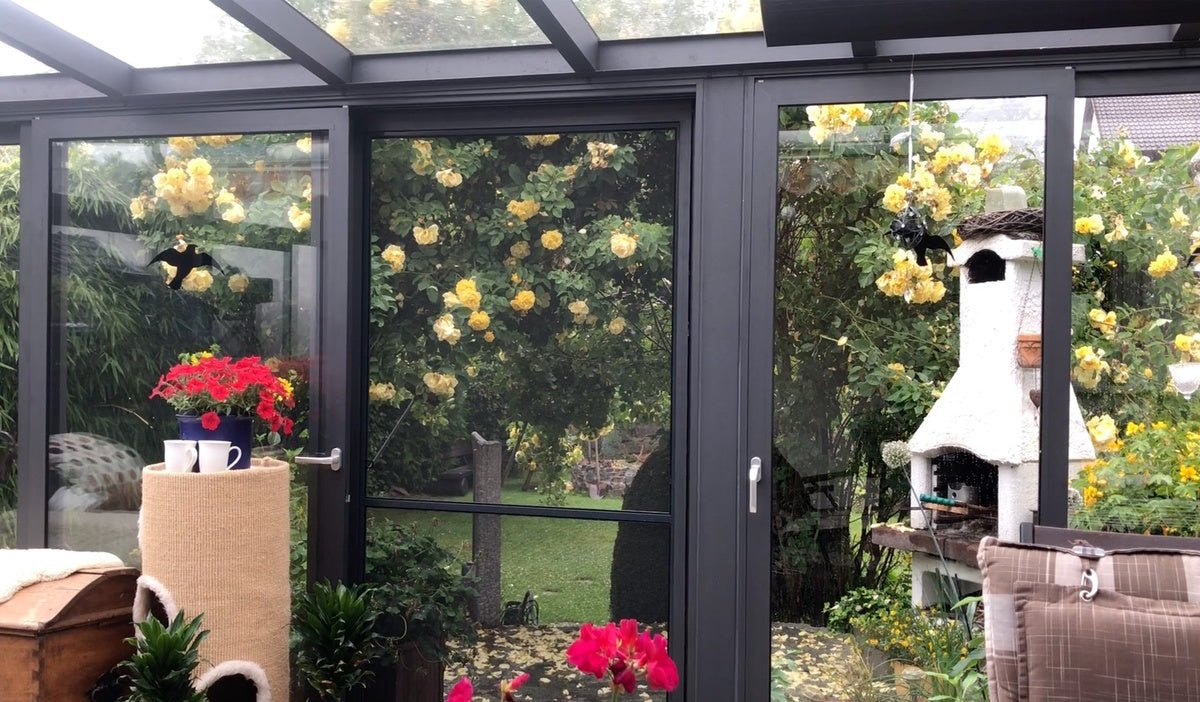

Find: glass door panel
364;128;678;696
0;143;15;548
46;131;322;581
753;85;1046;700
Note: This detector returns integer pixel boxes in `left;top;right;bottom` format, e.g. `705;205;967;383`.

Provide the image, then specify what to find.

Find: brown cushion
1015;582;1200;701
977;536;1200;702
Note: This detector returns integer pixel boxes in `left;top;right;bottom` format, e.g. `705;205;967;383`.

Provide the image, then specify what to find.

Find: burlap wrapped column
137;458;290;701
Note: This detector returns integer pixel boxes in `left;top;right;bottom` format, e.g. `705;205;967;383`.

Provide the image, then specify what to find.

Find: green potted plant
292;580;392;702
364;517;477;702
117;611;208;702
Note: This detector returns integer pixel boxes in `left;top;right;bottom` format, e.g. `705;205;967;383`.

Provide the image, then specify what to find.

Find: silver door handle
295;447;342;472
749;456;762;514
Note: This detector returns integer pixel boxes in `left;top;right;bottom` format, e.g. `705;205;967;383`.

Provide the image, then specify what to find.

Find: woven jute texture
140;458;290;698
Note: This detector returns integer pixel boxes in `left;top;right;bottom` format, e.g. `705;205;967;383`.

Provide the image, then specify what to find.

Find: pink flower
200;410;220;431
500;672;529;702
567;622;617;678
445;677;472;702
636;631;679;691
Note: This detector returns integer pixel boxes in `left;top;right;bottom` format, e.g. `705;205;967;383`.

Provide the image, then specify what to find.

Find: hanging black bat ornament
148;238;223;289
888;206;953;266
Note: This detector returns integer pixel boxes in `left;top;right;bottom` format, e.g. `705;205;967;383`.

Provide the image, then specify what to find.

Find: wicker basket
137;457;290;701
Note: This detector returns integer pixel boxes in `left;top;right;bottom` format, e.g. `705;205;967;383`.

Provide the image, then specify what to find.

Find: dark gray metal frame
16;108;358;584
354;102;692;697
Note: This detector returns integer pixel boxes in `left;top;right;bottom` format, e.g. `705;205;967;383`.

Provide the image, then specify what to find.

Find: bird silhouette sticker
149;235;223;289
888;205;953;266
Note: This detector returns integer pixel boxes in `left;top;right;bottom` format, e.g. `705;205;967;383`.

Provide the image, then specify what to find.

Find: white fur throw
0;548;124;603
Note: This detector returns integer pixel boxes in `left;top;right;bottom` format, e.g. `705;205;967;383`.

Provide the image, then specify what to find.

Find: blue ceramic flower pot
176;413;253;470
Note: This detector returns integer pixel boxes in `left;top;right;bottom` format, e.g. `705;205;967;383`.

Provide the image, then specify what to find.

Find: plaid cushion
1016;582;1200;701
978;536;1200;702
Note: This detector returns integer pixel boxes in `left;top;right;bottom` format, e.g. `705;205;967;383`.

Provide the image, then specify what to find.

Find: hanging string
906;68;915;181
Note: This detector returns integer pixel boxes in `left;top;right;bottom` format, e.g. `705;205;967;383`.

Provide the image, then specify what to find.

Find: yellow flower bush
874;250;946;304
805;103;872;145
1073;419;1200;536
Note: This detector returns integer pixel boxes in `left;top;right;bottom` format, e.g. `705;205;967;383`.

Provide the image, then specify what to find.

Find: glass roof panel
576;0;762;40
284;0;548;54
0;43;55;77
10;0;286;67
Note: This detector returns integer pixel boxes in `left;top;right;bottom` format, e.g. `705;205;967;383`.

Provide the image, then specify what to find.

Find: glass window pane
10;0;285;67
365;509;671;699
770;97;1044;696
1069;93;1200;537
575;0;762;40
47;132;320;564
0;144;16;548
0;43;55;76
366;131;675;511
284;0;547;54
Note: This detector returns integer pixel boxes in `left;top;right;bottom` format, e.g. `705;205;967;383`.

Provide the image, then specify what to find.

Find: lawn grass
375;476;635;625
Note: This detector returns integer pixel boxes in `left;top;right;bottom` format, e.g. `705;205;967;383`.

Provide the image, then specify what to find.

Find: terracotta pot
1016;333;1041;368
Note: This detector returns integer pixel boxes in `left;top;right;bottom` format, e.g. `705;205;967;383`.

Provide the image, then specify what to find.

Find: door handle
749;456;762;514
295;447;342;472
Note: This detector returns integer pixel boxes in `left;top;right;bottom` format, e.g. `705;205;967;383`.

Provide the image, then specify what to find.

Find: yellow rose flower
1171;207;1190;229
422;372;458;398
610;232;637;259
483;331;495;343
468;310;490;331
975;132;1010;162
510;241;531;259
227;273;250;293
180;268;213;293
167;136;197;157
540;229;563;250
435;168;463;188
221;201;245;224
1148;250;1178;278
295;136;313;153
1105;214;1129;242
413;224;439;245
506;199;540;222
1086;414;1118;450
368;382;396;403
433;314;461;345
381;244;406;272
129;196;146;220
1074;214;1104;235
882;183;908;213
324;18;350;43
608;317;626;334
510;290;535;313
1087;308;1116;338
586;141;619;167
1117;139;1139;167
288;203;311;231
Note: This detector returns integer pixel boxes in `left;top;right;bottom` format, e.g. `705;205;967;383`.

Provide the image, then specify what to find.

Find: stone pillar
471;432;502;627
910;454;933;529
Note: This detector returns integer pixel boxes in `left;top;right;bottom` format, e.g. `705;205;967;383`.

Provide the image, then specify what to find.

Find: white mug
163;440;198;473
197;440;242;473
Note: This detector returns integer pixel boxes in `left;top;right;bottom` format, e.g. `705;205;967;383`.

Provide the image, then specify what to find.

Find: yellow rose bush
366;131;672;500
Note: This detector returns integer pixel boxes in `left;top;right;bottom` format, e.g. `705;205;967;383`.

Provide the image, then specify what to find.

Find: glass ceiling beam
208;0;353;85
0;0;132;96
516;0;598;73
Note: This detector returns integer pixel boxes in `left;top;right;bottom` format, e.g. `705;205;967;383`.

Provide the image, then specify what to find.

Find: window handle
295;447;342;472
749;456;762;514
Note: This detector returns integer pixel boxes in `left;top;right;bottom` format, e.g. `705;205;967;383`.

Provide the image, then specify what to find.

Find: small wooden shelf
921;500;997;518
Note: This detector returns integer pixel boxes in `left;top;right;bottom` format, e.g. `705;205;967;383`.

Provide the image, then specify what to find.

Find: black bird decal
148;238;222;289
888;206;954;266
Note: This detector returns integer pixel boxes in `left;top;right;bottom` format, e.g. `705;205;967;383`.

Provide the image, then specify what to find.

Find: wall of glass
45;133;320;566
364;128;676;695
768;96;1045;698
1068;93;1200;537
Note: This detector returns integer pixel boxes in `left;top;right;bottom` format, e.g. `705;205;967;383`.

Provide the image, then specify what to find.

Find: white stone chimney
908;186;1094;542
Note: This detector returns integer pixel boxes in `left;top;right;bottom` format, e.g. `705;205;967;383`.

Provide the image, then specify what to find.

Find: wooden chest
0;566;138;702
